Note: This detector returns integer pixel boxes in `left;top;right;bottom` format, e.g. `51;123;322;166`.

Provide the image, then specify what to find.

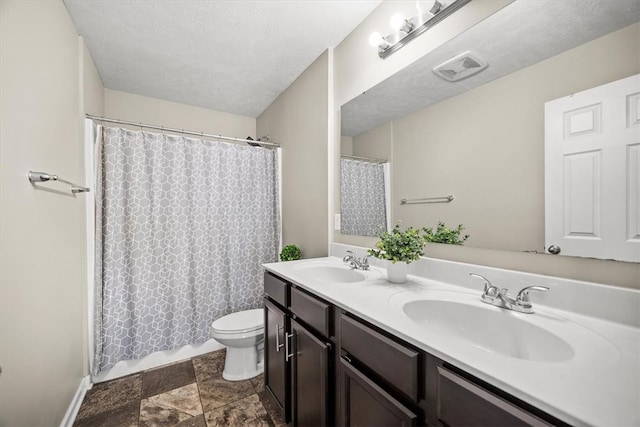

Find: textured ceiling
64;0;381;118
341;0;640;137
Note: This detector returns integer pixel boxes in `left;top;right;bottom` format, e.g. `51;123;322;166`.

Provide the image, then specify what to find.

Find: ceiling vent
433;51;488;82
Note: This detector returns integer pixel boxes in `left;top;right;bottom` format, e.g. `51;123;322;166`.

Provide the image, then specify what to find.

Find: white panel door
545;74;640;262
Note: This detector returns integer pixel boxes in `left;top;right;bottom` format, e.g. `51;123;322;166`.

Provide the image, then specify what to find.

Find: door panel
291;318;330;427
437;366;551;427
340;358;417;427
264;298;288;420
545;73;640;262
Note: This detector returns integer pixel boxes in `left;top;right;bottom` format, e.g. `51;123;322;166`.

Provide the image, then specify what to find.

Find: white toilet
210;308;264;381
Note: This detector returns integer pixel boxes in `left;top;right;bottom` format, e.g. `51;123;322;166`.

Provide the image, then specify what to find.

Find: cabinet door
340;358;417;427
291;318;331;427
437;366;552;427
264;298;289;421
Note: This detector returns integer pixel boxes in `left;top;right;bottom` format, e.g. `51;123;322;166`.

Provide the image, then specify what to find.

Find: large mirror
340;0;640;262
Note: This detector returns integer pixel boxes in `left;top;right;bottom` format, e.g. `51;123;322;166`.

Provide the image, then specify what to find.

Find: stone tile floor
73;349;286;427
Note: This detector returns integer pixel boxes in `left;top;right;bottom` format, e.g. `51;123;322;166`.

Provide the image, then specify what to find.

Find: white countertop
263;256;640;427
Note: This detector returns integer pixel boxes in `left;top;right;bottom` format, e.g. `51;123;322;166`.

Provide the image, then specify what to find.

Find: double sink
293;260;618;365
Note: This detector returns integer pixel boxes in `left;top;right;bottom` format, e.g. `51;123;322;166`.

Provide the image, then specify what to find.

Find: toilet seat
211;308;263;335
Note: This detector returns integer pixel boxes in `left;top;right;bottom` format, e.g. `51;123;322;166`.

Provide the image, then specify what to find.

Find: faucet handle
343;250;355;263
515;286;549;309
361;255;370;270
469;273;498;299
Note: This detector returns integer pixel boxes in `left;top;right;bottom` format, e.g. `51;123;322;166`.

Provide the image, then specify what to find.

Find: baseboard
60;375;92;427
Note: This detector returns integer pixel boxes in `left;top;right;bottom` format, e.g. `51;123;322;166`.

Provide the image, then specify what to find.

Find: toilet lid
211;308;263;334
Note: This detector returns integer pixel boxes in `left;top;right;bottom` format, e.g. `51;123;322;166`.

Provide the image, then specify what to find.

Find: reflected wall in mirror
339;0;640;261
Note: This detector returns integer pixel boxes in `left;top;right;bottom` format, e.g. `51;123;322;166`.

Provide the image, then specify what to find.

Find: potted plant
423;221;469;245
368;224;430;283
280;244;302;261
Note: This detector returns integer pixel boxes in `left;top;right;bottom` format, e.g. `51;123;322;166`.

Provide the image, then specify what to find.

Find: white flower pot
386;261;409;283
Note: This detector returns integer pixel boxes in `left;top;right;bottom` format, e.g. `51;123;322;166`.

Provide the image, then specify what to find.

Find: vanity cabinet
338;309;565;427
264;270;567;427
263;272;333;426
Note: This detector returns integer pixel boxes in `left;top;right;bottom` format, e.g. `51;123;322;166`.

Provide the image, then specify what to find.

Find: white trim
84;119;96;376
327;47;335;252
60;375;92;427
383;162;391;232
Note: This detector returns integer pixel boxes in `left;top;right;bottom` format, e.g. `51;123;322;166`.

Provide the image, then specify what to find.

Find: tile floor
73;349;286;427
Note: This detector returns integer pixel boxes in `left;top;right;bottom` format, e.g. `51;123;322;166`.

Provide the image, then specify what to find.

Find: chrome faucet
343;250;370;270
469;273;549;314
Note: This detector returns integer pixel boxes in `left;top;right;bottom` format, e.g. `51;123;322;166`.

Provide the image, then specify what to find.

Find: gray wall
1;1;88;424
258;51;330;259
104;89;256;138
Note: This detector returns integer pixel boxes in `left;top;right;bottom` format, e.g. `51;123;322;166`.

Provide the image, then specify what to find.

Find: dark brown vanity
264;271;570;427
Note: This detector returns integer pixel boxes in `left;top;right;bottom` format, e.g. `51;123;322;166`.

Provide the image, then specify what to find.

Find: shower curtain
340;158;388;236
93;127;279;375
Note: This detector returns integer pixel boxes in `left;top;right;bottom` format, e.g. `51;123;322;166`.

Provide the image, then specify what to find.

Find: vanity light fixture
370;0;471;59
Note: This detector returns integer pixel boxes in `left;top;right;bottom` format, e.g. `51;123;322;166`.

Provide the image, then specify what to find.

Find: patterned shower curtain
93;127;279;374
340;158;388;236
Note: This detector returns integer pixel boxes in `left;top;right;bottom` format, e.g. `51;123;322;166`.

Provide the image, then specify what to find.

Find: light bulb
416;0;442;15
390;13;406;31
390;12;414;34
368;32;385;48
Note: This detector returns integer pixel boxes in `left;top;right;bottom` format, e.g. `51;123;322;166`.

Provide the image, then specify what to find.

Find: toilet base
222;345;264;381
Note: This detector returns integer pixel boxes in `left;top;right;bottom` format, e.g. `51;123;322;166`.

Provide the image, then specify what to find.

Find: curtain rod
85;114;280;148
341;154;387;164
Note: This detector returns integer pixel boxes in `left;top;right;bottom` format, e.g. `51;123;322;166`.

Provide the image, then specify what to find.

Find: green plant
368;224;430;264
280;244;302;261
423;221;469;245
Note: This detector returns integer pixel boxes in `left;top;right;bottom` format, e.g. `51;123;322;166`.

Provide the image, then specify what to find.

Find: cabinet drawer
290;286;332;338
264;272;288;307
340;314;420;400
437;366;552;427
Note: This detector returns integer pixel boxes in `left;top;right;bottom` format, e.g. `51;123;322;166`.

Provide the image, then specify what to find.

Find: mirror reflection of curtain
340;158;388;236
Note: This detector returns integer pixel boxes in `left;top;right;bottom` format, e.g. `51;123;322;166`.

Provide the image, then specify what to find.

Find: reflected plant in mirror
423;221;469;245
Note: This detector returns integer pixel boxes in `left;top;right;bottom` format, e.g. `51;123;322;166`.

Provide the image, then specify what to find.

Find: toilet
210;308;264;381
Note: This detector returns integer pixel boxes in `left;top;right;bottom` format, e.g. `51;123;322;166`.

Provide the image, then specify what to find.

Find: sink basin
296;265;366;283
390;290;618;364
402;299;574;362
